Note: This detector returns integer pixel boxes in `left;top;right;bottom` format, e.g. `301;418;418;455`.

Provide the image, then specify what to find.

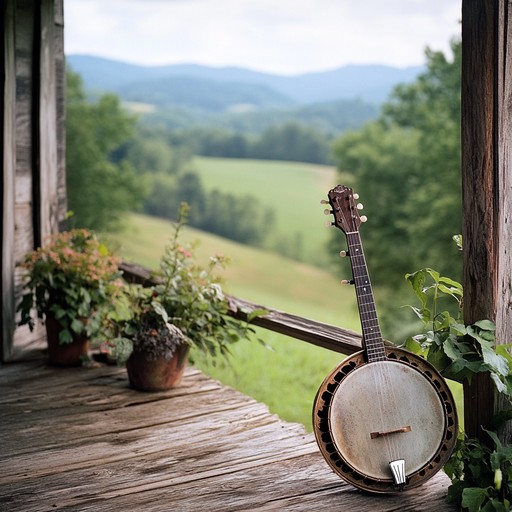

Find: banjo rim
312;346;458;494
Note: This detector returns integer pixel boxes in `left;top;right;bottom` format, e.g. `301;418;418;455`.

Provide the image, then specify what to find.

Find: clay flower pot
126;344;190;391
45;313;89;366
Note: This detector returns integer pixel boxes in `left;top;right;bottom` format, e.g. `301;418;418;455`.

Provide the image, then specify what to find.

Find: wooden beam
119;261;363;356
37;0;60;245
1;0;17;363
461;0;512;441
54;0;67;228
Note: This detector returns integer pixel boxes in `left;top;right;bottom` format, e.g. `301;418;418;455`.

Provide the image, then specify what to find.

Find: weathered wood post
1;0;66;362
461;0;512;442
1;0;16;363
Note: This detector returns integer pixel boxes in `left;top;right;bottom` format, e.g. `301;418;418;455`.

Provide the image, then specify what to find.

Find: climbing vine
403;238;512;511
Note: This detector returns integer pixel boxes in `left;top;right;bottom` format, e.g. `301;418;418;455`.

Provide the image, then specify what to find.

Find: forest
66;38;462;335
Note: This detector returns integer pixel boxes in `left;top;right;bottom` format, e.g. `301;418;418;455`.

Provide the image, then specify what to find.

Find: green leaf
151;301;169;323
438;275;463;291
405;304;431;324
434;310;454;330
451;322;468;335
71;318;84;334
53;308;67;320
403;336;424;355
405;269;428;308
475;319;496;332
490;373;508;395
467;325;494;348
483;428;503;451
443;337;464;362
58;329;73;344
486;498;510;512
427;347;452;373
425;267;441;283
482;346;509;377
461;487;490;512
447;480;469;505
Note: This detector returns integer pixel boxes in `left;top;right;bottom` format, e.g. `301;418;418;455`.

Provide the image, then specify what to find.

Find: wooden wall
461;0;512;442
1;0;66;362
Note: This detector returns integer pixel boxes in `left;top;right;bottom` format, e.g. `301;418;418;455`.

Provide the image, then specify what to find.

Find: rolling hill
118;75;295;112
67;54;423;106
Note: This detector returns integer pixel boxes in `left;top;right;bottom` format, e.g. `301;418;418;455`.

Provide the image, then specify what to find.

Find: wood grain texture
494;0;512;444
13;0;35;298
3;0;66;362
461;0;512;441
0;356;457;511
38;0;60;244
1;0;17;362
53;0;66;227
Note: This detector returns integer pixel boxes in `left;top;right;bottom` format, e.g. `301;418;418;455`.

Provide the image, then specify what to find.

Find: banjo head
313;347;458;493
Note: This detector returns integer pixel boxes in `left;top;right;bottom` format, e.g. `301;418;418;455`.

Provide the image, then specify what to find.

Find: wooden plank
119;261;363;355
54;0;64;26
1;0;16;363
53;0;66;227
0;403;301;484
461;0;512;439
11;0;38;361
38;0;60;244
494;0;512;442
0;359;456;512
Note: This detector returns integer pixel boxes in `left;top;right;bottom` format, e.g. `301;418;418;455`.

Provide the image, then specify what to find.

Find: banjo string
351;232;402;465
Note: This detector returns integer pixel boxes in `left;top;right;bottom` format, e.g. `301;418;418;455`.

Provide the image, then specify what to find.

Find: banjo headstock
324;184;366;234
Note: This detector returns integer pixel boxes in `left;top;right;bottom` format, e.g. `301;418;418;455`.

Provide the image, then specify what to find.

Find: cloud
64;0;461;74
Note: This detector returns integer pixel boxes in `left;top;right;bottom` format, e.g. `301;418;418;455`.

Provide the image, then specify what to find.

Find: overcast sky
64;0;461;75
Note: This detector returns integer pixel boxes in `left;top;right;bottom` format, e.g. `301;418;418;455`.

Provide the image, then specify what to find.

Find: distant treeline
141;98;378;165
169;123;332;164
66;70;279;251
141;171;277;249
142;98;378;136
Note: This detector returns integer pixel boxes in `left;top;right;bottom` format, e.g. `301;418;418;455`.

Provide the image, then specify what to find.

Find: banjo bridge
370;425;412;439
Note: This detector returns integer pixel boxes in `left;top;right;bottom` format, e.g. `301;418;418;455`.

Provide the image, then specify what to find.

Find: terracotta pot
45;313;89;366
126;344;190;391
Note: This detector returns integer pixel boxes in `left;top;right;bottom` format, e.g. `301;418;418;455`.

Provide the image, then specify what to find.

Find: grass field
109;212;463;431
192;156;338;267
108;212;362;430
107;156;463;430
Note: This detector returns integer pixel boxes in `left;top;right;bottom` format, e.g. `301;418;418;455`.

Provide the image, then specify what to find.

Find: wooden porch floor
0;352;457;511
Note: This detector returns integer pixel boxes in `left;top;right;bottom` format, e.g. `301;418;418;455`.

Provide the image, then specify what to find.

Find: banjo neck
345;231;386;362
325;183;387;363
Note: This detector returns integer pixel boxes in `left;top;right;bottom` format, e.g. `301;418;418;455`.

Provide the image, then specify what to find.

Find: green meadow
192;156;338;267
109;210;361;431
109;157;463;430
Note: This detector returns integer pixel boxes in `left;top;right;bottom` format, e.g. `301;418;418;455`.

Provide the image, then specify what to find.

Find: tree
253;121;330;163
331;40;462;338
66;70;144;231
332;40;462;291
332;122;422;283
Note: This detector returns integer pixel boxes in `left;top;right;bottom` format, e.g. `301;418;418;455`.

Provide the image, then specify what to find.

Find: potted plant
17;229;120;366
102;203;258;391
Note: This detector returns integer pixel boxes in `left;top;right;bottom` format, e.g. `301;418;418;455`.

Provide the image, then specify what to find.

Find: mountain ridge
67;54;424;105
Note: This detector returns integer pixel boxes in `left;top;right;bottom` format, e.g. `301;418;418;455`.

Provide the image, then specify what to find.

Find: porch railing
119;261;363;356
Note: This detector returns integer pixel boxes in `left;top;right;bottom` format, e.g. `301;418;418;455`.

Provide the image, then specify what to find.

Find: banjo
313;184;458;493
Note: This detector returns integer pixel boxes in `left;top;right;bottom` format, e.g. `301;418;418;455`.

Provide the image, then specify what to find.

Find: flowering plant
17;229;120;344
102;203;256;364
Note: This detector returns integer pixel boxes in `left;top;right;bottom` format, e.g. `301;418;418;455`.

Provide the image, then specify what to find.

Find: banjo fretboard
346;231;386;362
